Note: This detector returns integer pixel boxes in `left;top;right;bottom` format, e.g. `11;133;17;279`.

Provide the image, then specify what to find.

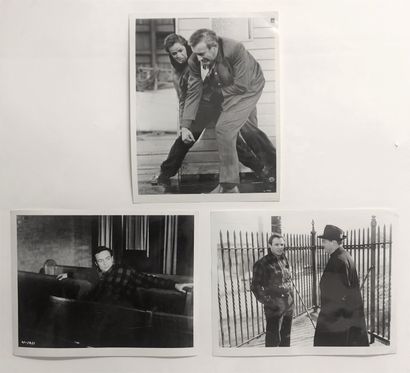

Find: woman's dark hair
164;33;192;72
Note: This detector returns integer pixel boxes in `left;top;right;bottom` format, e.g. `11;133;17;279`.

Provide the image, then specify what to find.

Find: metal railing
217;216;392;347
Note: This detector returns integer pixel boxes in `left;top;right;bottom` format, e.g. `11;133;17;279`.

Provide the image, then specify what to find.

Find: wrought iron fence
217;216;392;347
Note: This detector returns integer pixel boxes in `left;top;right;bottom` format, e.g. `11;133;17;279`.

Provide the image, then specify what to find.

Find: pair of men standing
251;225;369;347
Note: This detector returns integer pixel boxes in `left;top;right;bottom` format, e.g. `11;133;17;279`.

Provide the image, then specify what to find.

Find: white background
1;0;409;372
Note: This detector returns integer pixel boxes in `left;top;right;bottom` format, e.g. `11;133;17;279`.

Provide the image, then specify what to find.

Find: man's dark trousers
239;107;276;175
265;306;293;347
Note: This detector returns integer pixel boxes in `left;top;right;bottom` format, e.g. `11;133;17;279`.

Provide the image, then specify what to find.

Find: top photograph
129;14;279;203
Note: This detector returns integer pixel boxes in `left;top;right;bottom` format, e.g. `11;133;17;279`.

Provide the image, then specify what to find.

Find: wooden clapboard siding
263;81;276;92
258;120;275;132
249;49;276;61
258;102;276;115
177;18;211;40
257;114;277;134
177;18;211;31
246;17;277;138
242;38;277;50
258;60;276;72
253;27;276;39
263;70;276;82
259;92;275;104
252;16;277;28
259;127;276;138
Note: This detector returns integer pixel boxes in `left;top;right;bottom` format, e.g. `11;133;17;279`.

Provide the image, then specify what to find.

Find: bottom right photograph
211;210;396;356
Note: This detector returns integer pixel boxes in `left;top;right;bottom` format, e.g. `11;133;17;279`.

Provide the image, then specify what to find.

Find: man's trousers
215;89;264;188
264;306;293;347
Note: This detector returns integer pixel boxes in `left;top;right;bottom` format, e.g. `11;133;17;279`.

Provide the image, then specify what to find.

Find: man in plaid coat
251;234;294;347
87;246;188;306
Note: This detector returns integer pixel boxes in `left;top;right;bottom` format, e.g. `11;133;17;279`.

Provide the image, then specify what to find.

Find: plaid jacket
87;265;176;305
251;252;293;307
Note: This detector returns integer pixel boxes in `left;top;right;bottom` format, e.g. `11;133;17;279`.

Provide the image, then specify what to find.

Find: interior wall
125;215;165;273
17;216;95;272
176;215;194;276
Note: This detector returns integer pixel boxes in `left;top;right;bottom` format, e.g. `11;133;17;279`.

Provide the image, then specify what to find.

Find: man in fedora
314;225;369;346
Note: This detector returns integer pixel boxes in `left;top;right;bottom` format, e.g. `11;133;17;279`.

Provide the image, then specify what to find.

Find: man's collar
215;37;223;63
267;251;285;260
330;246;343;256
100;264;115;276
200;64;209;81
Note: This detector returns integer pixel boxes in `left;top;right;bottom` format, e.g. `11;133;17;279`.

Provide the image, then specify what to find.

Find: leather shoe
151;174;171;186
223;186;239;193
210;184;223;193
209;184;240;193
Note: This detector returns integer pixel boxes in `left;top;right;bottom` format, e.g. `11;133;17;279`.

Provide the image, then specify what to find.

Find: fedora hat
318;225;347;241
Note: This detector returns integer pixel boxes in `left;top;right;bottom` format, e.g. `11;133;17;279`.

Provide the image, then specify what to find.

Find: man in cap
251;233;294;346
314;225;369;346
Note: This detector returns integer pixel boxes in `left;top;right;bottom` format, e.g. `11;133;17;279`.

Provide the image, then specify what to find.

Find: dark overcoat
314;247;369;346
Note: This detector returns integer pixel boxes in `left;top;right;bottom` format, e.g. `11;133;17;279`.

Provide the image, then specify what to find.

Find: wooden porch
136;131;276;195
242;311;385;348
242;312;316;348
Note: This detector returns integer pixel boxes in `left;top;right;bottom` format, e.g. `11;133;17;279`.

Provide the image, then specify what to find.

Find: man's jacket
181;37;265;129
87;265;176;306
251;252;294;317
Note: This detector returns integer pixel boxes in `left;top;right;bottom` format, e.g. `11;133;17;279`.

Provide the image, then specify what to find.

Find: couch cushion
17;271;93;345
134;287;187;315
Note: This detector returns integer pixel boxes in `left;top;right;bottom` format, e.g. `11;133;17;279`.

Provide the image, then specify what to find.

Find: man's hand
181;128;195;144
175;282;193;293
56;273;68;281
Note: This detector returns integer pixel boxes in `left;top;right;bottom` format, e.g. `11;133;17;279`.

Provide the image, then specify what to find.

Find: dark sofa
18;270;193;348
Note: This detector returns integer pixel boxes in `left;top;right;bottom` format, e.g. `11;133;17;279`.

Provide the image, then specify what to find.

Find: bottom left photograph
12;212;194;357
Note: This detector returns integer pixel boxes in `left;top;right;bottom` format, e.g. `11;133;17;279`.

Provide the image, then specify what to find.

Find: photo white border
11;208;199;358
129;11;281;204
210;208;398;356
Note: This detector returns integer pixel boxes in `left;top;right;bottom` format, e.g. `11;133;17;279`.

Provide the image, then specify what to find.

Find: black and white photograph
12;212;195;357
211;210;396;355
2;0;410;371
130;14;279;202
